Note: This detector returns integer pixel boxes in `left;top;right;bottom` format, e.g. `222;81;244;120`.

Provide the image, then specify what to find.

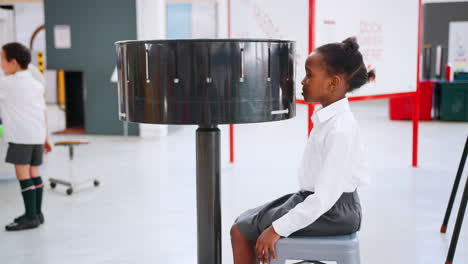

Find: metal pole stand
445;177;467;264
114;38;296;264
441;136;468;233
196;125;221;264
441;136;468;264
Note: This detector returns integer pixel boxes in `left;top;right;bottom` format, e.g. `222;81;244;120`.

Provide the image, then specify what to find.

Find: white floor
0;100;467;264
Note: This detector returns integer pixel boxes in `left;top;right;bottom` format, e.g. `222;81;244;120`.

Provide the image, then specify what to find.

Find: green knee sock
32;177;43;214
19;179;37;219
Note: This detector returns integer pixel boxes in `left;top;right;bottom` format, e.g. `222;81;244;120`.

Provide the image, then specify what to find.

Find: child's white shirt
0;70;46;144
273;98;369;237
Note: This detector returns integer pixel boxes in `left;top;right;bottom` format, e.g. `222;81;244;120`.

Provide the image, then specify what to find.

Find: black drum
114;39;296;125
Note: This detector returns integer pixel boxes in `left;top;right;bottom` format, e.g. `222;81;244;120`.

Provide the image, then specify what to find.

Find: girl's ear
329;75;347;94
327;75;340;93
11;59;20;69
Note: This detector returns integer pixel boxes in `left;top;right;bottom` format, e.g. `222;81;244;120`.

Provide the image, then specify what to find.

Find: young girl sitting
231;37;374;264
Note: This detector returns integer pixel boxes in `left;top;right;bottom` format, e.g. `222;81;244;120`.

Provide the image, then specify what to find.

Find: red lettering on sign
358;20;384;63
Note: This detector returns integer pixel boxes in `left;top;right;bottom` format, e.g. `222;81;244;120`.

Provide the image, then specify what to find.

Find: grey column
196;125;221;264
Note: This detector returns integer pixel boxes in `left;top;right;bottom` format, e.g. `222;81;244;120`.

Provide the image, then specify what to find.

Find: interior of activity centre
0;0;467;264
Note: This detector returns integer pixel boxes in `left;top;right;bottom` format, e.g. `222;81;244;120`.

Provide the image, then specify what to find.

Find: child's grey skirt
235;190;361;241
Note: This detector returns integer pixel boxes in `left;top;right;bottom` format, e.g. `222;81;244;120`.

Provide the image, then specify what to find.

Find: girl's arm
44;109;52;153
43;92;52;153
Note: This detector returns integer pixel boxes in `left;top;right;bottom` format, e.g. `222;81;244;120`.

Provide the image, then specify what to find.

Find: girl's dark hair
2;42;31;69
316;37;375;92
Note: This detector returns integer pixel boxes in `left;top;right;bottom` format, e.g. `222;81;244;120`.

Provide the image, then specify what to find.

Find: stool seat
54;141;89;146
271;233;360;264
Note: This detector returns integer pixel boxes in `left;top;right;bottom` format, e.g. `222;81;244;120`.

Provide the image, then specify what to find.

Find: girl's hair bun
342;37;359;54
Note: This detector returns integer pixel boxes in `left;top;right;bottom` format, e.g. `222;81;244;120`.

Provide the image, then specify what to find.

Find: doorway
54;71;85;134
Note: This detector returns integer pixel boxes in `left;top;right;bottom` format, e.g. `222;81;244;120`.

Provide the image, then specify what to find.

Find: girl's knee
230;224;239;238
231;224;246;241
30;166;41;177
16;175;31;181
231;224;251;244
15;165;31;180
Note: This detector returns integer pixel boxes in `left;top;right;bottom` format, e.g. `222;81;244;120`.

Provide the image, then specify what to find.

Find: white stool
271;233;360;264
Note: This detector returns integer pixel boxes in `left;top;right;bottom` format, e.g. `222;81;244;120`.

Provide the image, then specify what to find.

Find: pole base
440;225;447;233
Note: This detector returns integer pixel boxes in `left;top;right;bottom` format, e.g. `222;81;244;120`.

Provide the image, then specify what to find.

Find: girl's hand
44;137;52;153
255;225;281;263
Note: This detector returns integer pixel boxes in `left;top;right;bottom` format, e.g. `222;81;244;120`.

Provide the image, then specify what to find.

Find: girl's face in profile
301;52;332;103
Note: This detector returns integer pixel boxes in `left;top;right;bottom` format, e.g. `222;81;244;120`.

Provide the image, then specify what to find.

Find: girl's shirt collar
311;98;350;124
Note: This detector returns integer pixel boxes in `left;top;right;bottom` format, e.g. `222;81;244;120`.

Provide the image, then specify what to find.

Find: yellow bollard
57;70;66;106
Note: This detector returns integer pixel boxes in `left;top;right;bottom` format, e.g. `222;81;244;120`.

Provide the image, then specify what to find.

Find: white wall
0;8;15;48
12;3;59;105
229;0;308;98
14;3;45;53
217;0;228;38
0;2;45;54
136;0;166;41
192;2;217;38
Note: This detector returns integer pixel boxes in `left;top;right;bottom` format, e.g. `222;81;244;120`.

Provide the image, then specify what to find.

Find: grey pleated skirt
235;190;362;241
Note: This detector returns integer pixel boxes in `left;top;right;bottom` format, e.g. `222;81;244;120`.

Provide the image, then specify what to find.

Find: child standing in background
0;42;52;231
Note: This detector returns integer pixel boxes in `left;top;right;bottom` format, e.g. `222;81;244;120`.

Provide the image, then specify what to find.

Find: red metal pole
307;0;315;136
412;0;422;168
308;0;315;54
228;0;235;163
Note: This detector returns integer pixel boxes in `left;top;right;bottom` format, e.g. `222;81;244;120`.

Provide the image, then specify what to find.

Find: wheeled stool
49;141;99;195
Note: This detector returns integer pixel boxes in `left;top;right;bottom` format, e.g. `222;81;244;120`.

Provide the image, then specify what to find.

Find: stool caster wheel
93;180;100;187
50;182;57;189
66;188;73;195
